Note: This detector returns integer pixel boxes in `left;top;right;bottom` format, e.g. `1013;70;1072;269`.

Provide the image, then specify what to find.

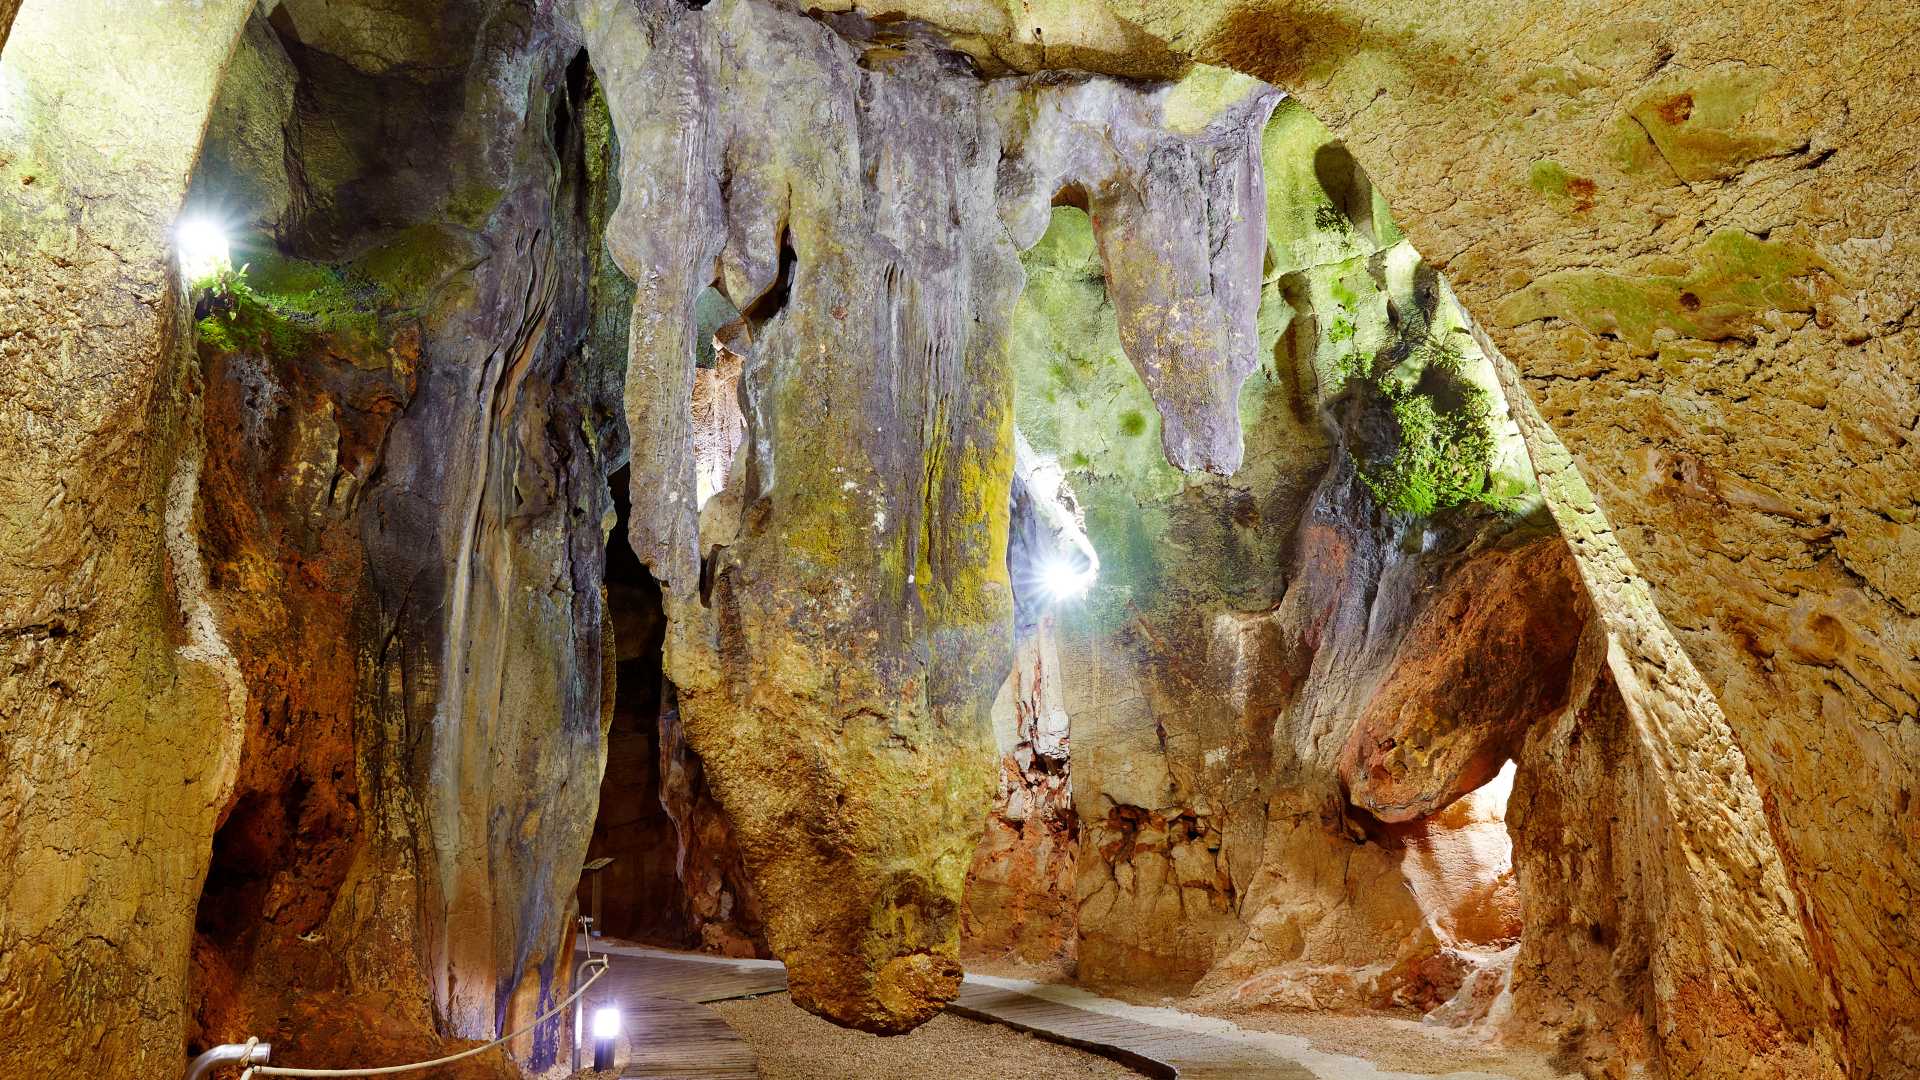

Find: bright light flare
591;1005;622;1039
1040;555;1096;604
176;216;230;281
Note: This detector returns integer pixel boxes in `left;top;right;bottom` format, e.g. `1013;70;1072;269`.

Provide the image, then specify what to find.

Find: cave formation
0;1;1915;1079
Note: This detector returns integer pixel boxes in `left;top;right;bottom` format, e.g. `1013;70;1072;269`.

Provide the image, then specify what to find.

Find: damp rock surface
577;0;1287;1033
4;1;1916;1078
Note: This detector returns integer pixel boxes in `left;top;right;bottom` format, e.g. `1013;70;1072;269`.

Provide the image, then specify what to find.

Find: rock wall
1103;4;1919;1075
979;99;1588;1019
574;0;1305;1033
791;0;1917;1072
1;1;632;1074
961;620;1081;967
0;5;258;1078
7;1;1913;1077
180;9;627;1071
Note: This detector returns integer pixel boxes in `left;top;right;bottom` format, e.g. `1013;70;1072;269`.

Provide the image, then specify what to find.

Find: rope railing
230;956;609;1079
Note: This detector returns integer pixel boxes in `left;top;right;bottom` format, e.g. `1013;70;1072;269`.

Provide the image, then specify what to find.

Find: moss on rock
1492;227;1829;354
193;249;395;361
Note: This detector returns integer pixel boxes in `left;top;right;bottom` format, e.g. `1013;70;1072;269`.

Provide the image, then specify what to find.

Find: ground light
592;1005;621;1070
175;215;230;281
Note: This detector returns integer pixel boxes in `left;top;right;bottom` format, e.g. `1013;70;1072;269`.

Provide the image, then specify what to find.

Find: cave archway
958;96;1601;1020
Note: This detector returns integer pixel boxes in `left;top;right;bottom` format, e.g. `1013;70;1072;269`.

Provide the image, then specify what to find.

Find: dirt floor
711;992;1145;1080
1225;1009;1565;1079
962;952;1564;1079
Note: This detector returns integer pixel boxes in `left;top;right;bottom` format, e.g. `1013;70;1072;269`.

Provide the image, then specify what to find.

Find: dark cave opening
577;463;686;944
580;464;766;956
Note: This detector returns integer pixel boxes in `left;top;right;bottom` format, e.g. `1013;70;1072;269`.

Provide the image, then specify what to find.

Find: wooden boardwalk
600;993;759;1079
580;943;1316;1079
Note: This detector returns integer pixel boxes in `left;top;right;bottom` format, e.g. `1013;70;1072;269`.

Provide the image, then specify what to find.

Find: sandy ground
1223;1010;1565;1079
963;951;1563;1079
711;992;1145;1080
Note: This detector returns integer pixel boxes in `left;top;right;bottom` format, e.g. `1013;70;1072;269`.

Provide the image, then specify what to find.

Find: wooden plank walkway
580;943;1315;1079
582;946;772;1077
605;994;759;1079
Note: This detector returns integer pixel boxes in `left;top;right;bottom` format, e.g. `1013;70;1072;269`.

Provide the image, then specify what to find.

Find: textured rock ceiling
0;1;1914;1078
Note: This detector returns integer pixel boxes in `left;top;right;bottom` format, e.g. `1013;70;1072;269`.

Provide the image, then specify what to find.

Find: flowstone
576;0;1282;1031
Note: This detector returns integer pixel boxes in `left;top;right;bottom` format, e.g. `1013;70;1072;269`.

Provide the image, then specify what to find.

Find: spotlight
1040;555;1095;604
175;216;230;282
591;1005;621;1070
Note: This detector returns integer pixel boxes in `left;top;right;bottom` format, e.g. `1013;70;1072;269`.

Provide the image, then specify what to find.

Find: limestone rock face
835;0;1916;1072
998;77;1283;474
175;8;627;1072
2;2;630;1075
0;6;258;1078
987;99;1581;1017
9;2;1915;1076
577;0;1288;1032
1129;5;1917;1075
1338;539;1585;824
961;627;1080;966
579;0;1021;1031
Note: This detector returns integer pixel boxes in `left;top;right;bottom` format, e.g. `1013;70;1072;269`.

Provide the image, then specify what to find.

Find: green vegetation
191;224;479;360
1011;93;1528;539
1313;203;1352;235
1336;328;1512;517
193;253;388;360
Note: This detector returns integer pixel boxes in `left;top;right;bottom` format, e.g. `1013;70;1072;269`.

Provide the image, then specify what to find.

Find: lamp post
572;916;597;1073
591;1005;621;1071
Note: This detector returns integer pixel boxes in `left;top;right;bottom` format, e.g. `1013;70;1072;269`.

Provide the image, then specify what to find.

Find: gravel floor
1225;1009;1564;1079
711;993;1145;1080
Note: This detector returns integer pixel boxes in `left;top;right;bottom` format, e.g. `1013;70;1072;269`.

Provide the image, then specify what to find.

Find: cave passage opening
1394;758;1524;951
583;427;766;957
578;463;682;945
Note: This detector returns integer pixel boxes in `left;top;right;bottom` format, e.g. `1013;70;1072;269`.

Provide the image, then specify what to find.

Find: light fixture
175;215;231;282
1040;555;1096;604
591;1006;622;1039
592;1005;621;1070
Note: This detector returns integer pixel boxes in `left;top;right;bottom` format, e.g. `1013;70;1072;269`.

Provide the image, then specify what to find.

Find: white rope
245;957;610;1077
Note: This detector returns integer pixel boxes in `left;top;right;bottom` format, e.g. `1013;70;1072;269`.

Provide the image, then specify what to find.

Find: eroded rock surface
1123;5;1917;1075
0;6;258;1078
833;0;1919;1072
973;100;1585;1021
181;12;626;1070
577;0;1286;1032
961;612;1081;966
8;1;1916;1076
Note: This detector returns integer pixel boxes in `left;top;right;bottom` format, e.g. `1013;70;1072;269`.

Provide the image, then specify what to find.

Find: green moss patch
1492;228;1828;353
1339;332;1510;517
194;249;391;361
1528;160;1597;213
351;224;480;299
1625;64;1800;183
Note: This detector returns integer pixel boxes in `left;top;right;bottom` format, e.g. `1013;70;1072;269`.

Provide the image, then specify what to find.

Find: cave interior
1;1;1914;1079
